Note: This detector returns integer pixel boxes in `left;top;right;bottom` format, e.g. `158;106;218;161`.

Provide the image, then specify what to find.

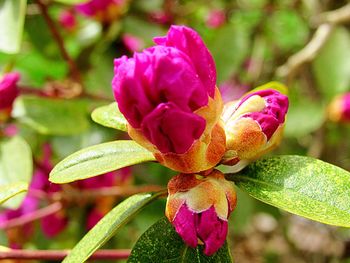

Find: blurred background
0;0;350;262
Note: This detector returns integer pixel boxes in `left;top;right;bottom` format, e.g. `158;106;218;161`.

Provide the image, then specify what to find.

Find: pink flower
222;85;289;171
58;10;77;31
112;25;226;173
166;170;237;256
41;212;68;238
219;80;249;103
122;34;144;53
328;92;350;123
86;208;104;230
0;72;20;110
206;10;226;28
149;11;172;25
75;0;126;22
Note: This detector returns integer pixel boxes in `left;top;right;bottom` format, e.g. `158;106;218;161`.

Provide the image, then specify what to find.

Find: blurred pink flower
328;92;350;123
206;10;226;28
58;10;77;31
219;80;249;103
149;11;172;25
75;0;126;22
0;72;20;110
122;34;145;53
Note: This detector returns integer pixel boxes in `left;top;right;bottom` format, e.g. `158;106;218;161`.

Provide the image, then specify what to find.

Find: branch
57;185;166;202
276;3;350;79
0;249;131;260
311;3;350;26
276;23;333;79
36;0;81;82
0;202;62;230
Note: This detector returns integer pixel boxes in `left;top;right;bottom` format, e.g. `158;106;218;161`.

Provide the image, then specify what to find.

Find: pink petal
172;204;198;248
41;213;68;238
141;102;205;154
195;206;228;256
0;72;20;110
154;25;216;97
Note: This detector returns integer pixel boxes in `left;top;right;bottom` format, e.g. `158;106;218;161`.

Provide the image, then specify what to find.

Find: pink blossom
58;10;77;31
328;92;350;123
122;34;144;53
206;10;226;28
113;26;217;154
112;25;226;173
219;80;249;103
222;86;289;170
0;72;20;110
166;171;236;256
75;0;125;22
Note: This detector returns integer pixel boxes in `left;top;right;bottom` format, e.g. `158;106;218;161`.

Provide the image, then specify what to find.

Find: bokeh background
0;0;350;262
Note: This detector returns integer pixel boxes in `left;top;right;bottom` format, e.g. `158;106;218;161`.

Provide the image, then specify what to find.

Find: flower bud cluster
111;25;289;255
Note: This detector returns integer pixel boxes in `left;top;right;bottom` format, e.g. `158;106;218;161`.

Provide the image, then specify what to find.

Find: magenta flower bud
222;86;289;171
58;10;77;31
328;92;350;123
166;170;237;256
75;0;127;23
0;72;20;111
112;25;226;173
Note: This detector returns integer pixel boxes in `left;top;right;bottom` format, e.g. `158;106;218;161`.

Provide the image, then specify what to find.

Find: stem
36;0;81;82
311;3;350;26
0;249;130;260
56;185;166;202
276;23;334;79
0;202;62;230
19;86;49;97
276;3;350;79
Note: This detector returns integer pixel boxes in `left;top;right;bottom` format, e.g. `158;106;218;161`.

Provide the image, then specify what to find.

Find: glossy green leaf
91;102;128;131
227;155;350;227
128;217;233;262
12;96;90;135
312;27;350;99
0;0;27;54
50;140;155;184
0;136;32;208
63;191;165;263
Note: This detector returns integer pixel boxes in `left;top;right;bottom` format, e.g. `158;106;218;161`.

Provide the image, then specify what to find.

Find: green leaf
265;10;309;52
285;100;325;138
12;96;90;135
91;102;128;131
0;136;32;208
50;140;155;184
207;24;250;84
128;217;233;262
0;182;28;205
63;191;165;263
227;155;350;227
312;27;350;99
0;0;27;54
